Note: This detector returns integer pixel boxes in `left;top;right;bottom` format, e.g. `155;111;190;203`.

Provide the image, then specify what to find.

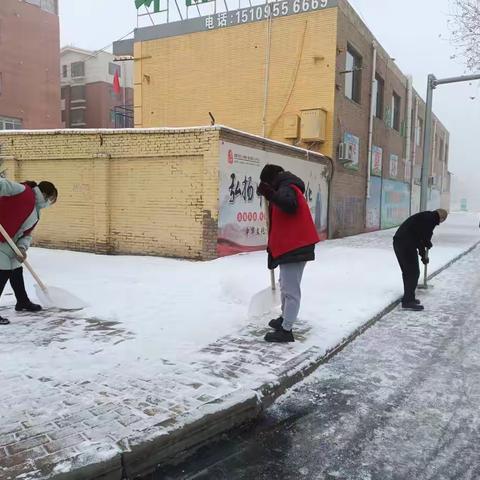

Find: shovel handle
264;200;276;291
423;249;429;286
270;269;276;291
0;223;48;292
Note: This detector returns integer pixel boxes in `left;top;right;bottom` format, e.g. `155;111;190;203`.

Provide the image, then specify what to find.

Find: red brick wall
331;0;411;237
0;0;61;128
85;82;134;128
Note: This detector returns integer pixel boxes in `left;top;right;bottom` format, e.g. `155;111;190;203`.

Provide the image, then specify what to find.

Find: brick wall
330;0;411;237
0;0;61;128
0;128;220;260
0;127;329;260
134;7;338;159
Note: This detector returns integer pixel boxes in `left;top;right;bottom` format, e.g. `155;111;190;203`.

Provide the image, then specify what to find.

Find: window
61;86;67;100
41;0;57;14
416;117;423;146
345;45;362;103
71;61;85;78
0;116;22;130
61;110;66;123
391;91;401;131
70;85;85;101
108;62;121;77
25;0;57;15
62;65;67;78
70;109;85;126
0;72;3;96
373;74;384;119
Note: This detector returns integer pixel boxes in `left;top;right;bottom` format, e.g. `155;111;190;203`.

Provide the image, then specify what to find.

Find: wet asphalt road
147;247;480;480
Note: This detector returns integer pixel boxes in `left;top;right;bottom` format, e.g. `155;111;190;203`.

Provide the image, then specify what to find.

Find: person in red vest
0;178;58;325
257;164;320;343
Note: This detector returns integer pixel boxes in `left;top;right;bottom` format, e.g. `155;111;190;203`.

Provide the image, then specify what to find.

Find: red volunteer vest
268;184;320;258
0;184;37;242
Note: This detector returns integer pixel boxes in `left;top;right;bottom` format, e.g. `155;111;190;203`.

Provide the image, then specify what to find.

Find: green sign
135;0;161;13
186;0;214;6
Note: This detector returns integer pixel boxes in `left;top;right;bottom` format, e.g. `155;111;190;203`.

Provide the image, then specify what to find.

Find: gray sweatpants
279;262;306;331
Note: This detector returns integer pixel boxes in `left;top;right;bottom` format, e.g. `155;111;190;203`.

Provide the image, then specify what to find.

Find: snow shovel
248;200;281;318
417;249;430;290
0;224;87;311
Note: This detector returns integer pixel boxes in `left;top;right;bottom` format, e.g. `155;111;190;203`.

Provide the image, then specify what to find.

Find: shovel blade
248;285;281;318
35;285;88;311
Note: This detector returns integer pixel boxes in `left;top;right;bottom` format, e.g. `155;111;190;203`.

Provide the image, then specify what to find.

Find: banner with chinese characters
218;141;329;256
203;0;337;32
343;132;360;171
381;179;410;229
411;184;421;214
404;159;411;182
366;176;381;232
371;145;382;176
389;154;398;178
186;0;214;6
135;0;160;12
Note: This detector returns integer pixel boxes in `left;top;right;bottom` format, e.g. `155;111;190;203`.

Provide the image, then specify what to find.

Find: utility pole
420;72;480;211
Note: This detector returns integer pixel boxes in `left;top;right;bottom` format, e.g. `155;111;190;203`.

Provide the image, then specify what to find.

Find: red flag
113;69;121;95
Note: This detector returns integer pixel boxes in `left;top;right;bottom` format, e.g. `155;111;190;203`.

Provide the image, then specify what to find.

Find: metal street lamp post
420;72;480;211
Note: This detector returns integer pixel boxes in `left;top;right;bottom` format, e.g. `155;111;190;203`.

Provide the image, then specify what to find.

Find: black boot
402;301;424;311
403;298;421;305
15;300;42;312
10;268;42;312
0;316;10;325
265;328;295;343
268;316;284;331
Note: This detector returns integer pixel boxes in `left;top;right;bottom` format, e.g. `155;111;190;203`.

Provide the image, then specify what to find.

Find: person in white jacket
0;178;58;325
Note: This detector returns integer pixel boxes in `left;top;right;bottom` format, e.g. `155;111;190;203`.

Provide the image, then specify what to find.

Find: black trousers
0;267;29;304
393;238;420;303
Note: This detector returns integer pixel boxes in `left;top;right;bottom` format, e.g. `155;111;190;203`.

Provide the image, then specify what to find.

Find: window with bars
71;61;85;78
109;63;121;77
391;91;401;131
71;85;86;101
345;45;362;104
373;74;384;119
0;116;22;130
70;109;85;126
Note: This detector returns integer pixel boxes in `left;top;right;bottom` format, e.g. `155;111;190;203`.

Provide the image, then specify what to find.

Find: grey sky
59;0;480;208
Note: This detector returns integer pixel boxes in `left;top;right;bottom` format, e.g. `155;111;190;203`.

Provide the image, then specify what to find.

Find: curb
52;241;480;480
257;240;480;409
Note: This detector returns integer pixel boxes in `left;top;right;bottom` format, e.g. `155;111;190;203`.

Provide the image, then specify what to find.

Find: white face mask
38;195;54;210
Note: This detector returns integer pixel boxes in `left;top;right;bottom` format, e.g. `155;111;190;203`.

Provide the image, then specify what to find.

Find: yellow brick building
116;0;451;238
131;1;338;159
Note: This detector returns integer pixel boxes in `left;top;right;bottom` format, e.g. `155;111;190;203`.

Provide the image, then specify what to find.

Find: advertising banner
366;176;382;232
371;145;382;176
218;141;329;256
381;179;410;229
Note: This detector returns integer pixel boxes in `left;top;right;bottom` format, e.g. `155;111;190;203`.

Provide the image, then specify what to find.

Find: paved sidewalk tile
0;309;312;480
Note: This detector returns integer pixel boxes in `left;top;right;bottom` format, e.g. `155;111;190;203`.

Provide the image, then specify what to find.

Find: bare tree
449;0;480;71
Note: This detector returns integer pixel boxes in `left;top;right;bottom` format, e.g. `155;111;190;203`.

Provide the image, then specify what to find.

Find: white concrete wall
61;49;133;89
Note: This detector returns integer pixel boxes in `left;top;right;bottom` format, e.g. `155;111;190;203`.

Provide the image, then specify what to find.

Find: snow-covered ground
1;212;478;383
0;212;479;478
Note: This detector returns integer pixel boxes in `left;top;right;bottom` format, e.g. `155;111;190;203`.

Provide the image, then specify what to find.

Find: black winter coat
267;171;316;269
393;211;440;257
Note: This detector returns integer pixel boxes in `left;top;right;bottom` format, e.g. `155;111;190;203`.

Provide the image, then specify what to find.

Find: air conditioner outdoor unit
338;142;353;164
